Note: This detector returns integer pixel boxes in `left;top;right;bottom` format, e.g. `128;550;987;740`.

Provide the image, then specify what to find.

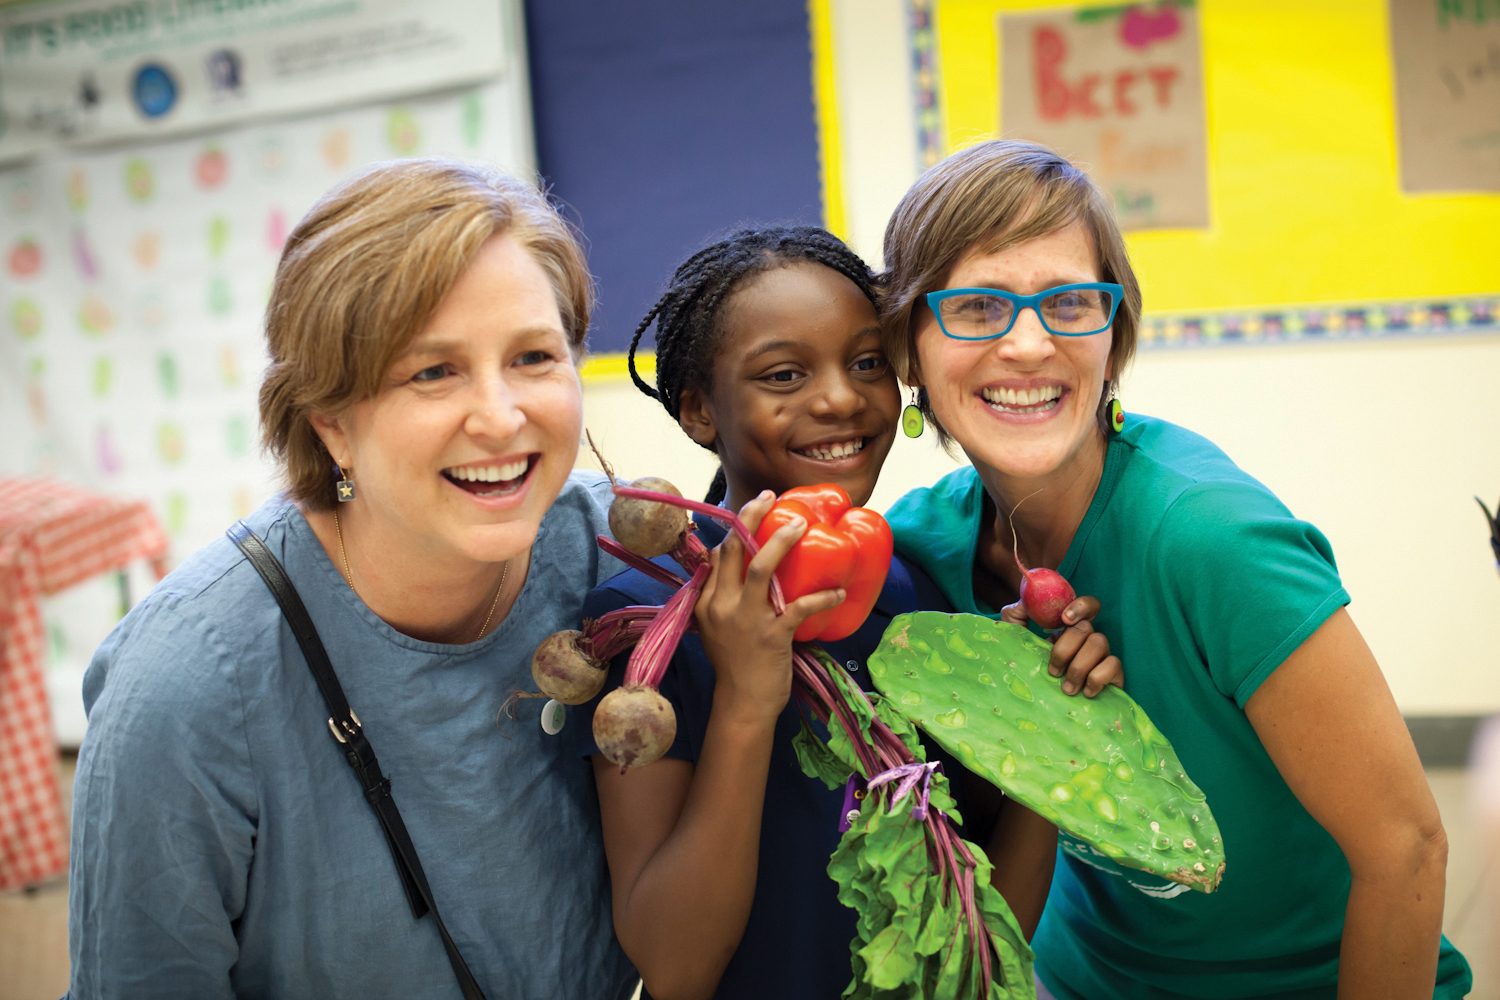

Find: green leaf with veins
829;794;1034;999
793;717;852;791
869;612;1225;893
800;650;1033;998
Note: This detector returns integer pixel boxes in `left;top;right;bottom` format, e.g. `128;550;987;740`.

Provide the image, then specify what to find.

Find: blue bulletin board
524;0;825;358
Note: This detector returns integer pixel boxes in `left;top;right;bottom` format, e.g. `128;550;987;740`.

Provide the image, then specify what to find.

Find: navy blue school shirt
576;516;953;1000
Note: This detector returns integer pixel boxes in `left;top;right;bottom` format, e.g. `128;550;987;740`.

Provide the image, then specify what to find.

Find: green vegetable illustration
869;612;1225;894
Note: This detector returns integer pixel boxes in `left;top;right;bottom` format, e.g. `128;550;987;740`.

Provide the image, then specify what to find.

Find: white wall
1125;335;1500;714
830;0;918;269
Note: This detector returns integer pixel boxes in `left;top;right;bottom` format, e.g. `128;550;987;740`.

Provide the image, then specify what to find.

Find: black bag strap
228;521;488;1000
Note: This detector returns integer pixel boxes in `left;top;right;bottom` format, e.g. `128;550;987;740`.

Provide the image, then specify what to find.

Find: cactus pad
869;613;1225;893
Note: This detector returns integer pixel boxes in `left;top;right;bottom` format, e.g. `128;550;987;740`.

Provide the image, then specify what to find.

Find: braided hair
628;227;879;505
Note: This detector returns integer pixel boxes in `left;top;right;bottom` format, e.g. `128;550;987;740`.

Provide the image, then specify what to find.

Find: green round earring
902;390;925;438
1108;397;1125;434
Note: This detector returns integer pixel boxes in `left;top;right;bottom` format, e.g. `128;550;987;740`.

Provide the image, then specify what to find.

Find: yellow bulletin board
933;0;1500;314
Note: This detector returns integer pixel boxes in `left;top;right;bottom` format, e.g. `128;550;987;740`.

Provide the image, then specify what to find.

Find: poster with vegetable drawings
0;80;531;577
1390;0;1500;192
0;0;510;162
998;0;1208;230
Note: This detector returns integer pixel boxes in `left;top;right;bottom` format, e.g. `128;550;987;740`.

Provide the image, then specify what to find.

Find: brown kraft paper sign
1390;0;1500;193
999;1;1209;230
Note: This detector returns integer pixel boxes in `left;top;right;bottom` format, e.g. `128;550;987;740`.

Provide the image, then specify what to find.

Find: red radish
592;686;676;771
608;476;691;557
530;630;607;705
1019;567;1075;630
1008;490;1077;630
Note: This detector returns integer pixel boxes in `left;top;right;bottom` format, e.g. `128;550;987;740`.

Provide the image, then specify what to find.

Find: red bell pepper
752;484;894;643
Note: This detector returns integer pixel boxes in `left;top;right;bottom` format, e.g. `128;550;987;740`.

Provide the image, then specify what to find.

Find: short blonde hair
259;158;593;509
880;140;1141;439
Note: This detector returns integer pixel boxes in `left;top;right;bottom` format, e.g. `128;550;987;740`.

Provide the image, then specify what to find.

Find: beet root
593;685;677;772
531;630;607;705
1019;568;1077;630
608;477;693;558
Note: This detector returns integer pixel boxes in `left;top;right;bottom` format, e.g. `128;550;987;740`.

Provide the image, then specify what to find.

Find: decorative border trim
1138;295;1500;350
907;0;944;170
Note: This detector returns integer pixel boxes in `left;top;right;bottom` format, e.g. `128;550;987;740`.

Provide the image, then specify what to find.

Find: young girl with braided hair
577;227;1122;1000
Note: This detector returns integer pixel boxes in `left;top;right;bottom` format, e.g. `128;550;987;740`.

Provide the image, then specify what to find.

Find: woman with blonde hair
879;140;1470;999
67;159;636;1000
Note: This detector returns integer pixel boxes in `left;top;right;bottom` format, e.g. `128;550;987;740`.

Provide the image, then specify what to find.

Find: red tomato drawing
196;148;228;189
8;239;42;277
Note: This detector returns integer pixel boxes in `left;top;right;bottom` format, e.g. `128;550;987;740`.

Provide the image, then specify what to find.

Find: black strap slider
227;521;488;1000
365;777;393;806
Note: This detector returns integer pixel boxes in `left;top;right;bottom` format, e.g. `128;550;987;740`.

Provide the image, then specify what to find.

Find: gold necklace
333;507;509;643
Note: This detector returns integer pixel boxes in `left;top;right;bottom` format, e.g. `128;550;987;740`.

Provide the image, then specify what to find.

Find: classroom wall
580;0;1500;715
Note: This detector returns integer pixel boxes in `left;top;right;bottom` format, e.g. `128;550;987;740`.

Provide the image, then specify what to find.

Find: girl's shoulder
583;510;724;617
880;553;954;616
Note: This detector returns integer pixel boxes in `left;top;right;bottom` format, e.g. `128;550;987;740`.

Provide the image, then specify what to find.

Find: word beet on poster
998;0;1208;230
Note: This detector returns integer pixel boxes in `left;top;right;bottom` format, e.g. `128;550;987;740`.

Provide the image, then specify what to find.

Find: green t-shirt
886;414;1470;1000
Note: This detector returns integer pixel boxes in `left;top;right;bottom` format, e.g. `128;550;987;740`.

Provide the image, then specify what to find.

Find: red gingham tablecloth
0;478;167;891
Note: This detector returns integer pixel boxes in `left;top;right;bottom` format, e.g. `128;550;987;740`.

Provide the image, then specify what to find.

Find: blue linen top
68;472;638;1000
575;516;953;1000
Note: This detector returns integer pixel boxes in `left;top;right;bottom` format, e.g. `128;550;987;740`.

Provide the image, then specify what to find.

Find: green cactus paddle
869;612;1225;893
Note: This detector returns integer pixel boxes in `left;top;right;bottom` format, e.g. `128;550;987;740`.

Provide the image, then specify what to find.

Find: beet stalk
591;563;709;773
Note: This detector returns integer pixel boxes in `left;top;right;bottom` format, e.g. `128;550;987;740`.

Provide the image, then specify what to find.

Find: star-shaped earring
335;466;356;502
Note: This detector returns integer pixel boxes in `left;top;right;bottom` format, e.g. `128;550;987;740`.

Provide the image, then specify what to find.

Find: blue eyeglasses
926;283;1125;340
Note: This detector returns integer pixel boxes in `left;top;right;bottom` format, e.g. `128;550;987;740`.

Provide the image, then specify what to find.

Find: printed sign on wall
0;80;529;567
1390;0;1500;192
0;0;506;163
998;1;1208;230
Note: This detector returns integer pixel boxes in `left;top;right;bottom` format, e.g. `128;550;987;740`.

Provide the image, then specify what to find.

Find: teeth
796;439;865;461
981;385;1063;411
445;459;529;483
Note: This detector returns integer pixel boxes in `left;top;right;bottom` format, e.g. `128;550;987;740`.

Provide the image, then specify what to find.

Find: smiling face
312;234;583;565
914;221;1112;482
678;262;899;509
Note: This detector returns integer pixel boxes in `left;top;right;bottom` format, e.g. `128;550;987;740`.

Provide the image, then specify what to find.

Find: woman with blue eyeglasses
878;141;1470;1000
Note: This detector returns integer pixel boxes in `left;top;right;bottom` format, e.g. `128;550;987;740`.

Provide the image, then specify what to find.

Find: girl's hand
694;490;845;725
1001;596;1123;697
